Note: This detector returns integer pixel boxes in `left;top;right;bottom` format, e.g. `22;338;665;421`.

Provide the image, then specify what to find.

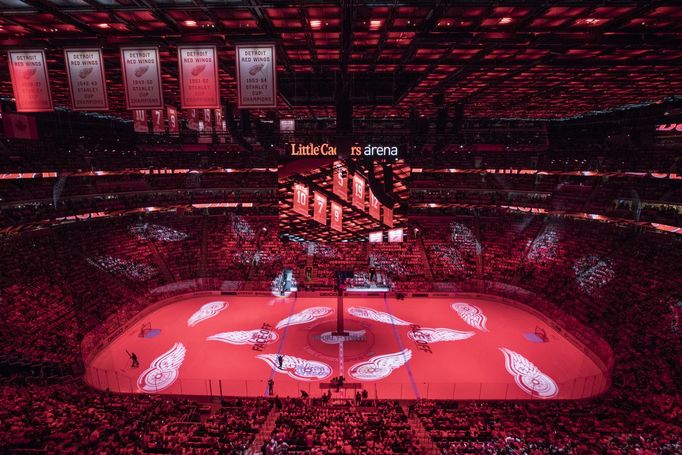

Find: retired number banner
352;173;366;210
152;109;164;133
166;106;179;135
64;48;108;111
120;47;163;109
7;49;53;112
383;207;394;228
333;161;348;201
235;44;277;108
369;189;381;220
313;192;327;225
187;109;199;131
178;46;220;109
203;108;212;132
331;201;343;232
133;110;149;133
293;183;309;217
214;108;224;133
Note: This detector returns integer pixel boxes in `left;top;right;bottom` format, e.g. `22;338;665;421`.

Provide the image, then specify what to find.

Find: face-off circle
306;320;376;360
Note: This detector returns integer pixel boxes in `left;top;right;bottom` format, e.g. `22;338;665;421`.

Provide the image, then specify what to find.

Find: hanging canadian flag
369;189;381;220
133;110;149;133
166;106;179;135
313;192;327;225
203;108;213;132
7;49;53;112
64;48;108;111
120;47;163;109
331;201;343;232
214;108;223;133
188;109;199;130
151;109;164;133
3;113;39;140
383;206;394;228
352;173;366;210
293;183;309;216
178;46;220;109
333;161;347;200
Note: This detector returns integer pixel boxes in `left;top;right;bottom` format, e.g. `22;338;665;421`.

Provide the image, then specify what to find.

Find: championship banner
352;173;365;210
7;49;53;112
178;46;220;109
120;47;163;109
369;189;381;220
188;109;199;131
333;161;347;200
152;109;164;133
369;231;383;243
214;108;223;133
280;119;295;133
166;106;179;135
383;206;394;228
235;44;277;108
313;192;327;225
133;110;149;133
203;108;213;132
293;183;309;217
64;48;108;111
331;201;343;232
388;228;403;243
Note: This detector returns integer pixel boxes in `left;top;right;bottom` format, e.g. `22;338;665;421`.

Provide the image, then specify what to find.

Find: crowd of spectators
268;398;424;454
411;141;679;173
0;211;680;453
0;378;272;454
415;394;680;454
410;171;681;225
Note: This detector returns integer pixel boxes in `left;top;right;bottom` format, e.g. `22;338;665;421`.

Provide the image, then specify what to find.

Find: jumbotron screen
278;143;409;242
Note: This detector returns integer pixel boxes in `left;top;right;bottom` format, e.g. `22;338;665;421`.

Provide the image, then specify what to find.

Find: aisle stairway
403;403;441;454
247;408;279;455
474;213;484;276
198;215;208;277
511;217;549;285
147;240;176;283
581;179;602;212
416;238;435;282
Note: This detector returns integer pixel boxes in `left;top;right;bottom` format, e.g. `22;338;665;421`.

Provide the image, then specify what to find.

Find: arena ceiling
1;1;682;120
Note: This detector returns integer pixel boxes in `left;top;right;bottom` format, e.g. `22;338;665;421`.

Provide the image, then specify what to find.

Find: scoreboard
278;153;408;242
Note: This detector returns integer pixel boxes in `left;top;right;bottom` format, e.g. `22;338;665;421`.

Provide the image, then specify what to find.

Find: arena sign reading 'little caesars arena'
287;143;399;158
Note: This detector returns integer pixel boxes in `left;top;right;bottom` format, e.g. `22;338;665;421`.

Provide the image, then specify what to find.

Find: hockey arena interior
0;1;680;454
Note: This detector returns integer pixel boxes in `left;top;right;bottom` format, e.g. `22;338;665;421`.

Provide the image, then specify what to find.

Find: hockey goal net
138;322;152;338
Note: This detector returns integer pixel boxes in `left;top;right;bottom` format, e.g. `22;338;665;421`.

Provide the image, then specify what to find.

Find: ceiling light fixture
184;20;197;27
499;17;513;24
310;19;322;29
97;23;110;29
